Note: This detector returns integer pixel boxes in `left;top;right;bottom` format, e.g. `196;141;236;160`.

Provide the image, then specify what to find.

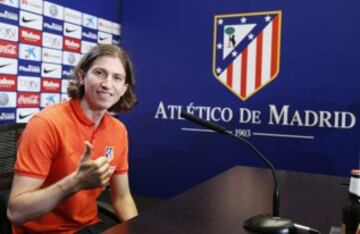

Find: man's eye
94;70;104;76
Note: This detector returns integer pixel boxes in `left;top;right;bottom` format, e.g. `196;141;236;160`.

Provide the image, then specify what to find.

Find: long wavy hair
67;44;137;113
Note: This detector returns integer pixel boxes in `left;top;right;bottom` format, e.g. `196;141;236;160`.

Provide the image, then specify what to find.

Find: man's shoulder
34;101;72;124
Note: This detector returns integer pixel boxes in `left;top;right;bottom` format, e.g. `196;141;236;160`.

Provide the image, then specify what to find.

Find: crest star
248;34;254;40
265;15;271;22
232;51;238;57
216;67;222;74
217;43;223;49
240;17;247;23
218;19;224;25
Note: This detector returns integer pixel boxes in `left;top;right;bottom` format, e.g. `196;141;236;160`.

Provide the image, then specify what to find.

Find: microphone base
243;214;295;234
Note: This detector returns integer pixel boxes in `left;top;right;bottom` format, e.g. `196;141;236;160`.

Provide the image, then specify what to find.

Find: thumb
80;141;93;162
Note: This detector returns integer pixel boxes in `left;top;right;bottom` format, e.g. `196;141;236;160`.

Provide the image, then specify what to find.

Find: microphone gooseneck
180;111;296;234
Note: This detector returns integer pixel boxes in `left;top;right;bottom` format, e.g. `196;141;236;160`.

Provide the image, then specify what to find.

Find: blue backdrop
120;0;360;198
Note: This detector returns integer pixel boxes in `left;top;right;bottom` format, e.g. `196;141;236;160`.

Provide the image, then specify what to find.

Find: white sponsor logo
0;77;15;86
0;0;19;8
20;10;43;31
43;79;60;89
17;76;41;92
82;31;97;40
18;94;40;106
64;22;81;39
0;57;17;75
83;13;97;30
0;43;17;56
44;22;62;32
41;62;61;78
61;79;69;93
0;23;18;42
41;93;60;107
0;92;16;108
21;29;41;42
112;22;121;36
16;108;39;123
43;1;63;20
98;18;112;33
0;9;18;21
42;32;62;49
19;64;41;73
63;51;81;66
0;112;15;120
20;0;43;14
64;7;82;25
42;47;62;64
81;40;96;54
98;31;112;45
62;68;74;79
19;43;42;61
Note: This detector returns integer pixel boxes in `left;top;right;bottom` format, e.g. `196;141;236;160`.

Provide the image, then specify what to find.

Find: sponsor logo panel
0;108;16;123
43;1;64;20
40;92;60;107
83;13;97;30
43;18;63;33
19;43;42;61
0;22;18;42
17;76;41;92
17;92;40;107
0;57;18;75
63;51;81;66
63;36;81;53
0;40;18;58
0;7;19;23
64;7;82;25
41;62;61;78
0;91;16;108
82;28;97;42
20;10;43;31
81;40;96;54
63;22;82;39
112;22;121;36
42;47;62;64
98;18;112;33
16;108;39;123
41;78;61;92
61;79;69;93
98;31;112;45
0;0;19;8
42;32;63;49
0;74;16;91
20;0;43;14
19;27;42;46
18;60;41;75
62;65;74;79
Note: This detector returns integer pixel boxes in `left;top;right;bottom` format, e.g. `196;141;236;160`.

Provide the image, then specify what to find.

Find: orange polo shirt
13;99;129;234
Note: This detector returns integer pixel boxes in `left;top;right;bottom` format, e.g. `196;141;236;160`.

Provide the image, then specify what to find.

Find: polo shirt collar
69;99;109;127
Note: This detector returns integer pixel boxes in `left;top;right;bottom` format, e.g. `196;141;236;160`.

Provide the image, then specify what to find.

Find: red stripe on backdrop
255;32;263;89
241;48;248;98
271;15;279;78
227;62;233;87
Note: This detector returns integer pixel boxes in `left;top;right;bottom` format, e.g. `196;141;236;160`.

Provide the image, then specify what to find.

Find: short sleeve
113;125;129;175
14;116;59;179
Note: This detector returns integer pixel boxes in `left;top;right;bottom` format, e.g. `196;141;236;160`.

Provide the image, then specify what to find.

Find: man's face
80;56;128;111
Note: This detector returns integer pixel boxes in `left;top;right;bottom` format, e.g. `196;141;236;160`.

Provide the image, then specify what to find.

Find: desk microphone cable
294;223;321;234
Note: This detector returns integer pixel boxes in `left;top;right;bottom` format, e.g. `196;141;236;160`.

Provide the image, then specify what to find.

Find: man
7;44;138;233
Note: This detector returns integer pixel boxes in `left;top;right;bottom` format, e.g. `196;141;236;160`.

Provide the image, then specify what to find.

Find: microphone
180;111;294;233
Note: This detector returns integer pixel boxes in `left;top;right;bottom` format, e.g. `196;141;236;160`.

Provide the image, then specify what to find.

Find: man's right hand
75;141;111;190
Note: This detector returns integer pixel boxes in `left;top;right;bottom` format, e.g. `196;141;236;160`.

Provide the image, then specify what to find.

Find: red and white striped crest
213;11;282;100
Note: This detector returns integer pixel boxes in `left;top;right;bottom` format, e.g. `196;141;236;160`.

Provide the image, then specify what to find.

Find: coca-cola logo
0;41;17;58
17;92;40;107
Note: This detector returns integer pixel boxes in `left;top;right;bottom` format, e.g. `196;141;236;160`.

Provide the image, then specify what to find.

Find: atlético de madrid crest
213;11;282;100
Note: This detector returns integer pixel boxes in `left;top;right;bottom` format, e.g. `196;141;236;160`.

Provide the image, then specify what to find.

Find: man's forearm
112;194;138;222
7;172;80;224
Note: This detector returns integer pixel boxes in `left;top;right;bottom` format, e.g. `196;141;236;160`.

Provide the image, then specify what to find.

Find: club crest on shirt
104;146;114;162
